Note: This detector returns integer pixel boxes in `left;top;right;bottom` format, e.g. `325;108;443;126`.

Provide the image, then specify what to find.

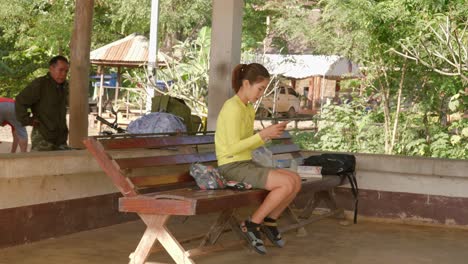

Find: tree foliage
156;26;211;118
290;0;467;159
0;0;74;96
0;0;212;97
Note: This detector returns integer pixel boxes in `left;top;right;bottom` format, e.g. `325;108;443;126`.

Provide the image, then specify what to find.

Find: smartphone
279;121;290;127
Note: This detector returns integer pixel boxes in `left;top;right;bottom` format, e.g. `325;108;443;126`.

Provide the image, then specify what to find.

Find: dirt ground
1;213;467;264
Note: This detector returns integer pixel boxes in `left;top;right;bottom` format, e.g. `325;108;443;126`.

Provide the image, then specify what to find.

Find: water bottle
289;158;298;172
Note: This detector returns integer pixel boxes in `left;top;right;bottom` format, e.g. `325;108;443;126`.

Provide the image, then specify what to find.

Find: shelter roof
262;54;361;80
90;33;166;67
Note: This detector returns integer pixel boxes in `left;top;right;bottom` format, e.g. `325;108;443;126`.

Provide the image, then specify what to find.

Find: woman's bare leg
267;170;301;219
251;169;301;223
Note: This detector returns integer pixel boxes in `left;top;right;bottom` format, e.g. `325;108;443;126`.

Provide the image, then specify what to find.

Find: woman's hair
231;63;270;93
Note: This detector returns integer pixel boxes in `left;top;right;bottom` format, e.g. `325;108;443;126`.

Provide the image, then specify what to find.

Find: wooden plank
149;233;206;254
199;209;234;247
119;188;269;215
299;175;345;194
195;190;268;214
283;206;308;236
119;196;196;215
83;138;138;197
131;214;169;264
268;143;301;155
152;188;265;202
130;172;194;188
100;134;215;150
116;152;217;169
279;209;342;233
298;191;322;219
153;218;195;264
121;176;345;215
93;131;214;140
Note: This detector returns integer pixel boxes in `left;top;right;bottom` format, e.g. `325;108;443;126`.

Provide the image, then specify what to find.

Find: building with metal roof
90;33;166;67
262;54;361;80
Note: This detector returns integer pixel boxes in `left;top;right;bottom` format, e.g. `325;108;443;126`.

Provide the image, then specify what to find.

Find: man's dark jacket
15;73;69;145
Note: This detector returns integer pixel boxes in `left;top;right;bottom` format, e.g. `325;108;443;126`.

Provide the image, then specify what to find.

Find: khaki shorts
218;160;271;189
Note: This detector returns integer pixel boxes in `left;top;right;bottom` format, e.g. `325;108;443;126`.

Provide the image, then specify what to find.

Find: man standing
0;97;28;153
15;55;70;151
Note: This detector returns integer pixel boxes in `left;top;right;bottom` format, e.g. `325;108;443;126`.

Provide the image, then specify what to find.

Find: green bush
292;98;467;159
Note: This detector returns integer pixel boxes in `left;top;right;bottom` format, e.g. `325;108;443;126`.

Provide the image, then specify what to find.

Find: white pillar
207;0;244;130
147;0;160;113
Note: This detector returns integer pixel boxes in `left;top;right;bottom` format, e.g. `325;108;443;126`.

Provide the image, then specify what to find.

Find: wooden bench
84;132;347;264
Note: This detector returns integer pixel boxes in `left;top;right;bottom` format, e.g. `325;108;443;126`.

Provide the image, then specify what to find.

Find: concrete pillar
147;0;161;113
69;0;94;148
206;0;244;130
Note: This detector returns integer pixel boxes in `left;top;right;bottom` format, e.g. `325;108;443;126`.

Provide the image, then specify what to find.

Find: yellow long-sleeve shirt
215;95;265;166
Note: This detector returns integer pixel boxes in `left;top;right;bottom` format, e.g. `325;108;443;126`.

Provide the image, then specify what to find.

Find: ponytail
231;64;245;93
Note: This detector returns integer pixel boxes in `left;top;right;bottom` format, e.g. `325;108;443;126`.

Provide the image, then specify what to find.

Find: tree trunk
378;65;392;154
389;59;407;154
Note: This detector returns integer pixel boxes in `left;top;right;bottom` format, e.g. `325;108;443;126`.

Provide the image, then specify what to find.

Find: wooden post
114;66;121;106
126;90;130;118
69;0;94;148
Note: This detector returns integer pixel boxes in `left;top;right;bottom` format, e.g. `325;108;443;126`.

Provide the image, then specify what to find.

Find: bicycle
95;108;126;135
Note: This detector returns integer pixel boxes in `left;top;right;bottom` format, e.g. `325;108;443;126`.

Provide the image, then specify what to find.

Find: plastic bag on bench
127;112;187;134
189;163;227;190
303;153;359;224
252;146;274;167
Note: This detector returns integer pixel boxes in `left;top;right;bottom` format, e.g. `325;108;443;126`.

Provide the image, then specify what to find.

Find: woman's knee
293;173;301;193
265;170;295;193
279;172;299;194
282;170;301;193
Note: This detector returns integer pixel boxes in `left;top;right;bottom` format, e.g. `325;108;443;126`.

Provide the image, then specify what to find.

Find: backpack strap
158;95;170;112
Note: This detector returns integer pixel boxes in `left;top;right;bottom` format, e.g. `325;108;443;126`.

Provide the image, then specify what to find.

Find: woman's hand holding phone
259;120;290;142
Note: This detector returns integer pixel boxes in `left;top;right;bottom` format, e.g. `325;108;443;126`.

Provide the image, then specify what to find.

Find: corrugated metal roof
90;33;165;67
261;54;361;80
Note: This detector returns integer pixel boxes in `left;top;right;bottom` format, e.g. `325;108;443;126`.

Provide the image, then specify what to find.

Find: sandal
240;220;267;255
261;217;285;248
227;181;252;191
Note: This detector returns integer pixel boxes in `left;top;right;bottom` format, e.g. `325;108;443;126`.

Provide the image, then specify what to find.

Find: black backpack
303;153;359;224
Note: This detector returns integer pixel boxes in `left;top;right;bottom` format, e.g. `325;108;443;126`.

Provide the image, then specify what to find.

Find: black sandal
240;220;267;255
261;217;285;248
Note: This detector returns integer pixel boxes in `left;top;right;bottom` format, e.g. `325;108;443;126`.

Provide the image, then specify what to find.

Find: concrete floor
1;213;468;264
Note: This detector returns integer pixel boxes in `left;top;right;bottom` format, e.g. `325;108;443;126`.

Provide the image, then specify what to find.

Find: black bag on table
303;153;359;224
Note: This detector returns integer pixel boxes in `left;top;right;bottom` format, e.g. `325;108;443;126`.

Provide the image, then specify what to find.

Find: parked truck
257;86;301;118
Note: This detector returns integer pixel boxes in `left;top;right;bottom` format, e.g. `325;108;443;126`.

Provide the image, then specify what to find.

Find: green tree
0;0;212;97
125;27;211;118
0;0;72;96
392;3;468;83
294;0;467;158
96;0;212;51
